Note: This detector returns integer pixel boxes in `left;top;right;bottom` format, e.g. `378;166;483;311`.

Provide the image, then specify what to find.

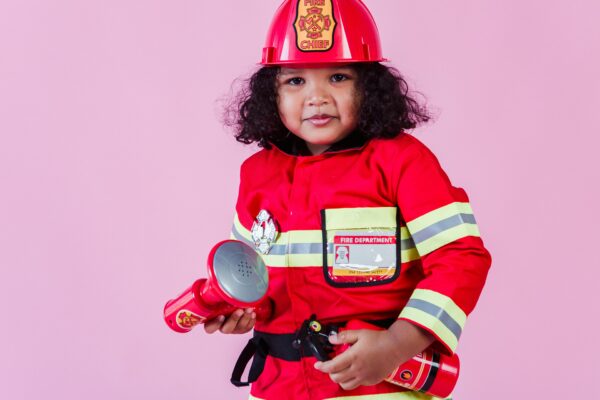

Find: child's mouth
307;115;334;126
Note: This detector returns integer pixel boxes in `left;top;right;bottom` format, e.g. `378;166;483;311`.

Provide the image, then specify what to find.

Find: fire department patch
176;310;205;329
332;233;396;277
294;0;337;52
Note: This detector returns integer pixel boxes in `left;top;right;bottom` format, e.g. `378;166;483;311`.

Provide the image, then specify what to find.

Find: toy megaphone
163;240;273;333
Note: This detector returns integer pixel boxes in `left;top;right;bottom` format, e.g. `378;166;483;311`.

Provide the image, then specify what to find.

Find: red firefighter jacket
230;132;491;400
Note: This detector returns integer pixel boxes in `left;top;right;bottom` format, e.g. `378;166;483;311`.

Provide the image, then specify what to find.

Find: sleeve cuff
398;288;467;355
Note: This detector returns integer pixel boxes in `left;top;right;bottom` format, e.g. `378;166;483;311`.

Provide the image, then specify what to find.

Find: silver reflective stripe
231;225;291;255
289;242;327;254
270;242;335;254
231;224;333;254
411;213;477;244
405;298;463;339
233;224;417;254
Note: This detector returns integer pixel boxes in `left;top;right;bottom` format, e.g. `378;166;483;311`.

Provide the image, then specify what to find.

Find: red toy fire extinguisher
163;240;273;332
338;320;460;398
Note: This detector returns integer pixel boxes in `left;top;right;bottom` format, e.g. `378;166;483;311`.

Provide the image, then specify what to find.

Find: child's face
276;66;360;155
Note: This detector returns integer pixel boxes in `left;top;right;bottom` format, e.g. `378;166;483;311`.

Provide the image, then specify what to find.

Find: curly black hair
223;63;431;149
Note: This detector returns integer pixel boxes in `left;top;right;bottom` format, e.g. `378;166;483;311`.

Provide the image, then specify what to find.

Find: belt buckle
293;314;337;361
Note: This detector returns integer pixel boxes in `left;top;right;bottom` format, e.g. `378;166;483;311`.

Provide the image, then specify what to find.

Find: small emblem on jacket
251;209;278;255
399;369;413;381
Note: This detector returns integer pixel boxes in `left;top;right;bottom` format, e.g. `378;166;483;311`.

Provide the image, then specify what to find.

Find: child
205;1;491;399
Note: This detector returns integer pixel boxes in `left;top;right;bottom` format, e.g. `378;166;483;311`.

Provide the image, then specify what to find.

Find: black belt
230;318;395;387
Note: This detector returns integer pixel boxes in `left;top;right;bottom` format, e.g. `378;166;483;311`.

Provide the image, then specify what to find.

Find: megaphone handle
253;298;274;321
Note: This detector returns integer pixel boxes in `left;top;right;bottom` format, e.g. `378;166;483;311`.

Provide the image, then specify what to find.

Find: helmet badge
294;0;336;52
251;209;278;255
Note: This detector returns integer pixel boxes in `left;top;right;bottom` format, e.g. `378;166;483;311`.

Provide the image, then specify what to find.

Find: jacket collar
271;130;369;157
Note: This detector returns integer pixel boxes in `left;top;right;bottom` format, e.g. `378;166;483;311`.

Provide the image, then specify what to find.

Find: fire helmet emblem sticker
294;0;336;52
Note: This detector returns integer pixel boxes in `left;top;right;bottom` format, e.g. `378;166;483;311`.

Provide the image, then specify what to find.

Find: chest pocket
320;207;401;288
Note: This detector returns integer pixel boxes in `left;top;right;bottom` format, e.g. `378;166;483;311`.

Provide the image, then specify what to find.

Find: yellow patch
294;0;336;52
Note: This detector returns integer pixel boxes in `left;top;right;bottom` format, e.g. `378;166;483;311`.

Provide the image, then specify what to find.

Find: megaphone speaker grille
212;241;269;304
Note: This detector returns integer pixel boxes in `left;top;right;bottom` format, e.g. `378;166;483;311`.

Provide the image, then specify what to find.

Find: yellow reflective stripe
289;254;332;267
233;213;412;242
233;213;322;243
324;391;451;399
325;207;397;230
233;213;252;240
402;247;420;263
415;224;480;256
406;202;480;256
231;213;420;266
231;215;286;266
399;307;458;353
398;289;467;354
410;289;467;328
407;202;473;232
232;214;323;267
399;226;411;240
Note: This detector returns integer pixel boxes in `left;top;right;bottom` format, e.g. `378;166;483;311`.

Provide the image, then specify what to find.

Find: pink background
1;0;598;399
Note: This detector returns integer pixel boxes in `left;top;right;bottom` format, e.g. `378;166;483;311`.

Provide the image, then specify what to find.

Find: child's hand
313;329;402;390
203;308;256;334
314;320;435;390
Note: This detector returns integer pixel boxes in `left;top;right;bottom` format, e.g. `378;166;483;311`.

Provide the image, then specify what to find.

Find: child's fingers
234;309;256;333
240;310;257;332
220;309;245;333
328;365;354;385
338;377;361;391
203;308;256;334
329;329;360;345
204;315;225;334
314;351;353;374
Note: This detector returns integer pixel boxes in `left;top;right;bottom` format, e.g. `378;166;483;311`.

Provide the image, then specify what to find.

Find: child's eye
286;77;305;85
331;73;349;82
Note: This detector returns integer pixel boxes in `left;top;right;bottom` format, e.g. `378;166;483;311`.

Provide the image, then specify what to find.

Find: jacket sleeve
394;139;492;355
230;159;251;242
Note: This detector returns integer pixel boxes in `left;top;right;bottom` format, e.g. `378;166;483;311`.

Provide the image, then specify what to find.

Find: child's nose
305;82;331;107
306;92;330;107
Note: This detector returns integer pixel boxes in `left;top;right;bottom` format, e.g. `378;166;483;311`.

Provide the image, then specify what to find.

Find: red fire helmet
261;0;387;66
